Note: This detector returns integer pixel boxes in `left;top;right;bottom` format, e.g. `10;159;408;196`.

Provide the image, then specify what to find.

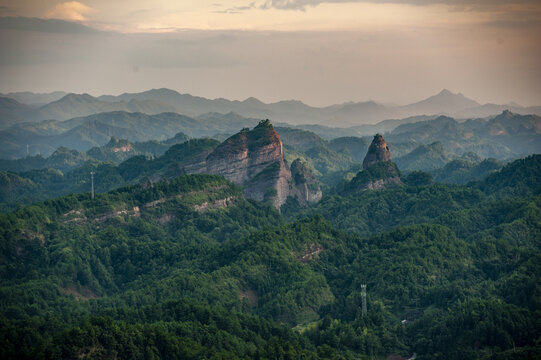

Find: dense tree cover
0;133;191;175
0;155;540;359
289;184;483;235
290;155;541;236
0;139;221;211
431;157;502;185
477;154;541;197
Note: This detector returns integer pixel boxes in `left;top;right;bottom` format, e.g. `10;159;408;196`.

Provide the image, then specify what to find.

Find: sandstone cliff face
184;120;320;209
206;123;284;185
363;134;392;169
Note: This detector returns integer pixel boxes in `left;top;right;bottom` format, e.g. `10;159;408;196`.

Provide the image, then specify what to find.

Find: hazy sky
0;0;540;106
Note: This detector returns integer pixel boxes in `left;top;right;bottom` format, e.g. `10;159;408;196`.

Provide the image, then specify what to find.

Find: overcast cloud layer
0;1;539;106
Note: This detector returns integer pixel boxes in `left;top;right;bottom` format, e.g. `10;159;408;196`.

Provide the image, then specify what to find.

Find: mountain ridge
4;88;540;127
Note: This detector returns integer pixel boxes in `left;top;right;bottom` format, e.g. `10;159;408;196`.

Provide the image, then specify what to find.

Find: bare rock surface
363;133;392;169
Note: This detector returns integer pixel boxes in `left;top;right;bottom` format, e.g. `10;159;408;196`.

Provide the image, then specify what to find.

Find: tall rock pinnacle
363;134;392;169
344;133;401;192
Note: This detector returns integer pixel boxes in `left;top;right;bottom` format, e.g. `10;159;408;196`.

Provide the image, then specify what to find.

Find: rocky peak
363;134;392;169
205;119;283;184
186;120;320;209
106;137;131;148
344;133;401;193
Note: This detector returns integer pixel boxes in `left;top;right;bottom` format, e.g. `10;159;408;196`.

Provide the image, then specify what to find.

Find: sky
0;0;540;106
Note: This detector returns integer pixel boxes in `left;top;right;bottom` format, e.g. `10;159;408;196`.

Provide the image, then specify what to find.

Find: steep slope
346;134;401;192
362;133;392;169
195;120;321;209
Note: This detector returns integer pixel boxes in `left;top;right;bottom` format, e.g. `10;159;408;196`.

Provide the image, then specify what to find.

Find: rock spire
362;134;392;169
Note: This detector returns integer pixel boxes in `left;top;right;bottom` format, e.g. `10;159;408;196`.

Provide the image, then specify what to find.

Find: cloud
257;0;538;11
0;16;98;33
259;0;339;10
217;3;256;14
44;1;93;22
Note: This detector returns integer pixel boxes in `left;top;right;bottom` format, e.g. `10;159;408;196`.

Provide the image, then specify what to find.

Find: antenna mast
361;284;367;317
90;172;95;200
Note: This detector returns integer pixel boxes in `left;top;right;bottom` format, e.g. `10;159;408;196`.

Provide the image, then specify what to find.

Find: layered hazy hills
97;88;541;125
3;88;541;128
1;91;67;106
0;93;177;129
0;111;259;159
0;132;190;174
28;93;178;122
1;109;539;196
0;96;30;129
387;111;541;159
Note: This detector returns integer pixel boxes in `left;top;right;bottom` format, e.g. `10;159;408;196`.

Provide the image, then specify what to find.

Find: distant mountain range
1;88;540;128
0;111;260;159
2;91;67;106
1;103;539;170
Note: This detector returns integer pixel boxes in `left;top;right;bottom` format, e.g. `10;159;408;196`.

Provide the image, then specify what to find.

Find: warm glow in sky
2;0;535;32
0;0;540;106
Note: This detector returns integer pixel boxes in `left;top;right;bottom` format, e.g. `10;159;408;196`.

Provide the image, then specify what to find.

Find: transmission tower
361;284;367;317
90;172;95;200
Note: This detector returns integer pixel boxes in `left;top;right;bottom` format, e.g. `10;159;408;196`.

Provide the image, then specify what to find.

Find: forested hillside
1;153;540;359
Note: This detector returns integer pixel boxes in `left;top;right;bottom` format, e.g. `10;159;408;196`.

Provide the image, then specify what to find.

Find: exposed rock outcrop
184;120;321;209
363;133;392;169
194;196;236;212
347;134;401;192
